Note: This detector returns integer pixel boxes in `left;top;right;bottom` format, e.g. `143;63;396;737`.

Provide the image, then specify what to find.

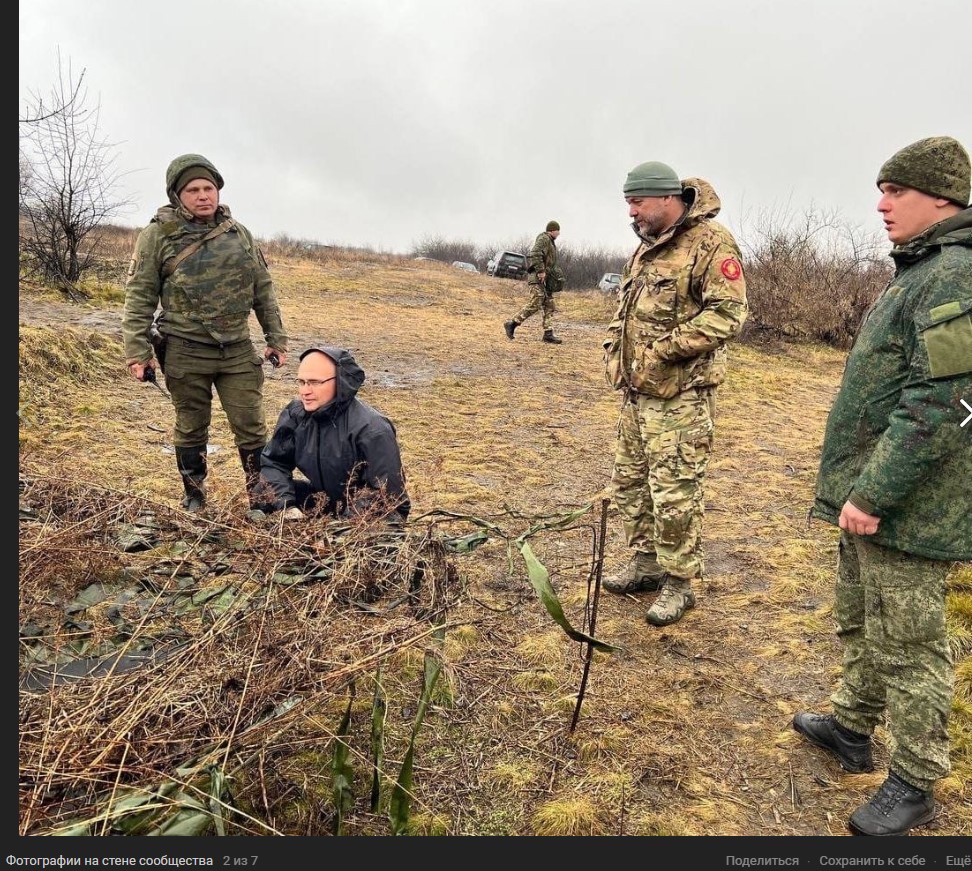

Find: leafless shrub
411;234;479;267
556;243;627;291
19;52;133;299
739;206;891;348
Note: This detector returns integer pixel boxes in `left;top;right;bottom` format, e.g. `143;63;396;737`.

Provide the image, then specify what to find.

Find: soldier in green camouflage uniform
122;154;289;512
504;220;564;344
602;162;748;626
793;136;972;837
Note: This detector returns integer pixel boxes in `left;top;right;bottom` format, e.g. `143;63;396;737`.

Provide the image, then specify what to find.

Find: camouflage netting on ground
18;467;462;835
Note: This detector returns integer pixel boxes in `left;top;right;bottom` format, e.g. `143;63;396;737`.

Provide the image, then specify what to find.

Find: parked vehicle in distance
485;250;527;280
452;260;479;273
598;272;621;293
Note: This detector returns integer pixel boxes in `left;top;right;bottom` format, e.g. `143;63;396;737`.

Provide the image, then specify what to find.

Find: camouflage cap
623;161;682;197
877;136;970;207
546;220;560;231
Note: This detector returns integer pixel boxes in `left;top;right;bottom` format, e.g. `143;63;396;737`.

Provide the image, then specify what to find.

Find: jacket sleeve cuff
848;490;880;517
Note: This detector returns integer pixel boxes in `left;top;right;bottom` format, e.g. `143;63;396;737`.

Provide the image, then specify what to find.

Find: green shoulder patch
918;298;972;379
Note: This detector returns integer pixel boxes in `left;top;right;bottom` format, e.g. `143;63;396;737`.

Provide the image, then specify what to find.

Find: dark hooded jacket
259;347;410;520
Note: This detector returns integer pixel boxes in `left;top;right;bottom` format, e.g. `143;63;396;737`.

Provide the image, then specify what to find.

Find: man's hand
265;348;287;368
127;360;154;382
838;501;880;536
537;271;546;283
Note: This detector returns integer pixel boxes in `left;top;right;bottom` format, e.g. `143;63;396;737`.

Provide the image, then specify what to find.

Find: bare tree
19;57;85;126
739;205;891;347
19;53;131;299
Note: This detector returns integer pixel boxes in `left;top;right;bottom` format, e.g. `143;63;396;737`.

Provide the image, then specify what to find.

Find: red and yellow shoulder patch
720;258;742;280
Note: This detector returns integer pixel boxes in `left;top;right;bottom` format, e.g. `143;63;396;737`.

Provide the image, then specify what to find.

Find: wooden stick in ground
569;497;609;734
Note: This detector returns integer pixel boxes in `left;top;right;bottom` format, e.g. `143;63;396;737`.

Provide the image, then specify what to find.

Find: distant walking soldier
505;220;564;344
793;135;972;836
122;153;289;512
602;162;748;626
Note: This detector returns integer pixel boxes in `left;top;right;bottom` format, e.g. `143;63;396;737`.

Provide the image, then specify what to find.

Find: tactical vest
154;207;263;342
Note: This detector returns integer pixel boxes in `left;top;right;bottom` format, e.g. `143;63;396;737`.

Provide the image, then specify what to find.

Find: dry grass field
18;242;971;838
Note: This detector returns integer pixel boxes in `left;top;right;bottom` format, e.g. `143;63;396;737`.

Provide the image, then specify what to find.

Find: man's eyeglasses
295;377;336;389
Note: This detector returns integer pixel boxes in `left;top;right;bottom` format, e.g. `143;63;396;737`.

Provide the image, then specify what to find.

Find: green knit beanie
546;220;560;232
174;166;219;195
877;136;970;207
623;161;682;197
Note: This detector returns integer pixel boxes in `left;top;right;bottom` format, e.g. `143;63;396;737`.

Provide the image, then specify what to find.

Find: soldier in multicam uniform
122;153;289;512
793;136;972;837
602;161;748;626
505;220;564;344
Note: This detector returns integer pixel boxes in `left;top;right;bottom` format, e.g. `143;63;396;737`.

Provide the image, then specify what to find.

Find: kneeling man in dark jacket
259;346;410;522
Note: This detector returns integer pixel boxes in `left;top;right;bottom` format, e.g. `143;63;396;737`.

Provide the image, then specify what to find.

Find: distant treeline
26;207;892;351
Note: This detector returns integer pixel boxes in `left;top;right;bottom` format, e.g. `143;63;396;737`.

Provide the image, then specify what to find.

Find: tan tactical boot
645;578;696;626
603;551;667;594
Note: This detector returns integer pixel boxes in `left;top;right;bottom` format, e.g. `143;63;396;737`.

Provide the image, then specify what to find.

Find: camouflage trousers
162;336;267;450
512;283;555;331
610;386;715;581
831;532;954;790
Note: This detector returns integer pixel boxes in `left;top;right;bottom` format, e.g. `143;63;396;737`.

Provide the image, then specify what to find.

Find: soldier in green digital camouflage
122;153;289;512
505;220;564;344
793;136;972;837
602;162;748;626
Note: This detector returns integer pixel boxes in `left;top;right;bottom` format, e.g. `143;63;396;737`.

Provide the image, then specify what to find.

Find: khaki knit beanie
174;166;220;196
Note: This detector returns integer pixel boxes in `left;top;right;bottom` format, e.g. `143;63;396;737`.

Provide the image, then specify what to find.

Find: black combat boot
792;712;874;773
504;320;518;340
848;771;937;836
175;445;207;512
238;445;267;510
542;330;562;344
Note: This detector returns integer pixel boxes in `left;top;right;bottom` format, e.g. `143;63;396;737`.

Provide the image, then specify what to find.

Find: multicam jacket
528;231;559;288
603;178;748;399
812;208;972;560
122;159;287;364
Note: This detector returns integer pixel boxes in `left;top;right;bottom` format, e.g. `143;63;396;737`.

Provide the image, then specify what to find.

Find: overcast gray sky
18;0;972;256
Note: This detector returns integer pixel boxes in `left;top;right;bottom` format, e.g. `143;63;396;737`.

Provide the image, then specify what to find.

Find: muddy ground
18;253;970;838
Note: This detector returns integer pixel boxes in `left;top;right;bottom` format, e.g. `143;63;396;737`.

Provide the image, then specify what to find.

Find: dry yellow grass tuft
531;794;602;835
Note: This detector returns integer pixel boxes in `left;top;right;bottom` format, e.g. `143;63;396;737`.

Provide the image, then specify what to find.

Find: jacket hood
680;177;722;225
891;207;972;265
165;153;225;206
298;346;365;417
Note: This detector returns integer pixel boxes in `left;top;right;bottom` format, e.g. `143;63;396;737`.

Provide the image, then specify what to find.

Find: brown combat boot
603;551;667;594
645;577;696;626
